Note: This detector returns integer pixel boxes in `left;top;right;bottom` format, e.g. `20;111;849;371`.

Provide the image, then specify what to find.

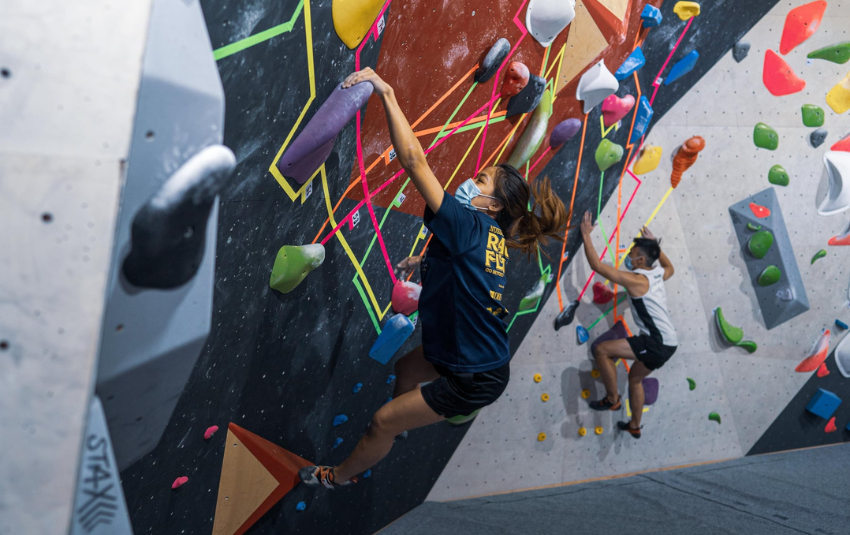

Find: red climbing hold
825;416;837;433
204;425;219;440
817;362;830;377
763;50;806;96
391;280;422;316
796;329;831;373
172;476;189;489
749;202;771;219
779;1;827;55
500;62;530;98
592;282;614;304
831;134;850;152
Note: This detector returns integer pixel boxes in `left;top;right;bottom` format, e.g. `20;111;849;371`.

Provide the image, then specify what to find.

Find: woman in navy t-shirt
301;68;568;489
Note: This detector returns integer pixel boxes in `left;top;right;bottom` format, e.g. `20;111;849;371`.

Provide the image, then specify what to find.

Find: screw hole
0;341;8;350
145;130;155;141
1;68;10;78
41;213;53;222
116;324;124;332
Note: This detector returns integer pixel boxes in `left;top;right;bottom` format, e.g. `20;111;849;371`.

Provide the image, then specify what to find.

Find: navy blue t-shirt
418;191;511;373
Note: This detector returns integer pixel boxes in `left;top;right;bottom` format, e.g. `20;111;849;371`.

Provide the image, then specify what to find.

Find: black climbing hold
811;128;828;148
474;38;511;84
733;41;751;63
506;74;546;118
123;145;236;289
554;299;580;331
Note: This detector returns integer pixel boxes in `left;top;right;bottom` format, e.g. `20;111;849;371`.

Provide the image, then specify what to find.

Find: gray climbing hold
811;128;828;148
733;41;751;63
475;38;511;83
506;74;546;117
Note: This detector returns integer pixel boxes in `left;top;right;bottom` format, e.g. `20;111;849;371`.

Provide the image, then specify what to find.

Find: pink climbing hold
204;425;219;440
779;1;827;55
172;476;189;489
817;362;830;377
825;416;837;433
796;329;831;373
831;134;850;152
763;50;806;96
500;62;530;98
592;282;615;304
749;202;771;219
391;280;422;316
601;94;635;128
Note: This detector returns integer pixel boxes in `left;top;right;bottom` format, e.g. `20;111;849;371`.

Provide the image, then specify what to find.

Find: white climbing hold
835;334;850;378
819;151;850;216
526;0;576;48
576;60;619;114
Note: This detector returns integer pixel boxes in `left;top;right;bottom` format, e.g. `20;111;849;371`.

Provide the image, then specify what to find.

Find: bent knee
369;408;399;436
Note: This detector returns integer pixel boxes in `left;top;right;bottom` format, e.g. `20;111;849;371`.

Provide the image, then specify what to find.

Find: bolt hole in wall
0;68;10;78
145;130;155;141
41;213;52;222
0;341;9;350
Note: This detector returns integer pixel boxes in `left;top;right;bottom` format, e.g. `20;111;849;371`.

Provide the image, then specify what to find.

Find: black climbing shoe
299;466;357;489
617;420;642;439
589;395;622;411
554;299;580;331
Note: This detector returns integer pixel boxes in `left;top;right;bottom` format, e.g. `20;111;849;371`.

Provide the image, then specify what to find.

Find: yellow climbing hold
826;72;850;114
581;389;590;399
673;1;701;20
541;393;550;402
333;0;385;49
537;432;547;441
591;369;601;378
578;427;587;436
633;145;663;175
533;373;543;383
594;426;604;435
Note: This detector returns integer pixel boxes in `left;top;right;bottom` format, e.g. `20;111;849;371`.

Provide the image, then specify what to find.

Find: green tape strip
213;0;305;61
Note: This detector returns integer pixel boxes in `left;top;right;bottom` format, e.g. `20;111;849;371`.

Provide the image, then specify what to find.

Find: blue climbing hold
352;382;363;393
630;96;654;144
806;388;841;419
333;437;344;448
333;414;348;427
615;47;646;81
386;374;396;384
363;469;372;478
641;4;663;27
664;50;699;86
296;501;307;511
836;319;849;330
577;325;589;344
369;314;415;365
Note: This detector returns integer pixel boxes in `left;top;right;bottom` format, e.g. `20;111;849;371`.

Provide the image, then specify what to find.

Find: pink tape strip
649;18;693;105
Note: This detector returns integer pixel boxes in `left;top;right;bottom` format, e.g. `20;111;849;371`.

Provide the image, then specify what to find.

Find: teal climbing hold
270;244;325;294
664;50;699;86
802;104;825;127
577;325;589;344
757;265;782;286
747;230;774;259
615;47;646;81
811;249;827;264
368;314;415;365
768;165;789;186
836;319;849;330
595;139;624;172
808;42;850;64
754;123;779;150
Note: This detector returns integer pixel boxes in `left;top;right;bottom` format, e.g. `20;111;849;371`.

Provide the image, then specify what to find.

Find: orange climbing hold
670;136;706;188
779;1;827;55
831;134;850;152
763;49;806;96
825;416;837;433
817;362;830;377
593;282;615;304
749;202;771;219
501;62;530;98
796;329;831;373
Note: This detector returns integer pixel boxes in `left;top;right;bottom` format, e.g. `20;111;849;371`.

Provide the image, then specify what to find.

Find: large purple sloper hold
550;118;582;148
278;81;374;183
642;377;659;405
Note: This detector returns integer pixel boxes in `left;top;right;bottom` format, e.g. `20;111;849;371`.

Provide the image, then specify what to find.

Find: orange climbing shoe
299;466;357;489
588;395;621;411
617;420;642;439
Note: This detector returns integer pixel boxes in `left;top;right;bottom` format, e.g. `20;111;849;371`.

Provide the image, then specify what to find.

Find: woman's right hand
342;67;392;96
395;256;422;278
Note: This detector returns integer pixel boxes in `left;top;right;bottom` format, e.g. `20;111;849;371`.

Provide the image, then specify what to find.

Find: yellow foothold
595;426;604;435
578;427;587;436
537;432;547;441
541;393;550;402
533;373;543;383
333;0;387;49
673;1;701;20
633;145;663;175
581;389;590;399
826;72;850;114
591;369;601;378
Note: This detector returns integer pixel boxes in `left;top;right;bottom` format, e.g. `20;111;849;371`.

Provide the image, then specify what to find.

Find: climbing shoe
617;420;642;439
588;395;621;411
298;466;357;489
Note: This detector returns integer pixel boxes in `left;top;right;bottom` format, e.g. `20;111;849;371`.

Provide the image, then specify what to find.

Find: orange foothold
172;476;189;489
581;389;590;399
763;49;806;96
825;416;838;433
533;373;543;383
537;432;547;441
749;202;771;219
591;369;601;378
594;426;603;435
541;393;550;402
578;427;587;436
779;1;827;55
670;136;705;189
817;362;830;377
501;62;530;98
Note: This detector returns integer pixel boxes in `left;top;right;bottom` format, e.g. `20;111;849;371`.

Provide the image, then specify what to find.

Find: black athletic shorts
627;334;677;370
421;361;510;418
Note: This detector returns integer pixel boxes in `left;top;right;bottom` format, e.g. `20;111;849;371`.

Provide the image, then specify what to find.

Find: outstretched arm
641;226;674;280
581;212;648;295
343;68;444;213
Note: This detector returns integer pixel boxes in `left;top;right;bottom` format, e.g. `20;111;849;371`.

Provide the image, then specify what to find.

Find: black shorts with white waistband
420;361;510;418
627;334;677;370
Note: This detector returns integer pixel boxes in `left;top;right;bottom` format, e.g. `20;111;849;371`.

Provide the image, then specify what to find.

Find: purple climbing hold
591;320;628;354
278;82;373;184
550;118;582;148
475;38;511;83
642;378;659;405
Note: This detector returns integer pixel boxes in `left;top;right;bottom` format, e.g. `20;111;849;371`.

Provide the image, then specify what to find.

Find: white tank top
629;265;678;347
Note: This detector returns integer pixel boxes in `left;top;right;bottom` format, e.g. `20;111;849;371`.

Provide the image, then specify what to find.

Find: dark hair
491;164;568;259
633;237;661;266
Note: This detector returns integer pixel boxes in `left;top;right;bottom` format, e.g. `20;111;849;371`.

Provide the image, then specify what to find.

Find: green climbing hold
687;378;696;391
709;412;721;424
801;104;825;127
738;340;758;353
270;244;326;294
447;408;481;425
747;230;774;259
715;307;744;344
808;42;850;65
595;139;624;172
518;275;547;312
757;265;781;286
753;122;779;150
746;223;762;231
811;249;827;264
768;165;789;186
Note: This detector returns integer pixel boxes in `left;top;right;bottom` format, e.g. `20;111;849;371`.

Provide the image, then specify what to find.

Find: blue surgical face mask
624;255;634;271
454;178;497;212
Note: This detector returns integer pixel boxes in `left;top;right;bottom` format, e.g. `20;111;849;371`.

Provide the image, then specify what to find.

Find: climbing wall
429;0;850;502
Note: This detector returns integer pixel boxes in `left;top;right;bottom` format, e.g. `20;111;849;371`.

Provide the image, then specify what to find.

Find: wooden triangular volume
556;0;610;95
212;423;313;535
583;0;631;43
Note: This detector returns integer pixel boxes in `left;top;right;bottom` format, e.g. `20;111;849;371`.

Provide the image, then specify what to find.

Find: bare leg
627;361;652;428
334;388;444;481
393;345;439;398
593;339;637;403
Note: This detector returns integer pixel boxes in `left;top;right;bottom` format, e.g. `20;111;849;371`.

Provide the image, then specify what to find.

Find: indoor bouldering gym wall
1;1;849;535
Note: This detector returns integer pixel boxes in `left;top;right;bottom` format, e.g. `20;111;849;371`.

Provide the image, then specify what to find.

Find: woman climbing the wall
300;68;568;489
